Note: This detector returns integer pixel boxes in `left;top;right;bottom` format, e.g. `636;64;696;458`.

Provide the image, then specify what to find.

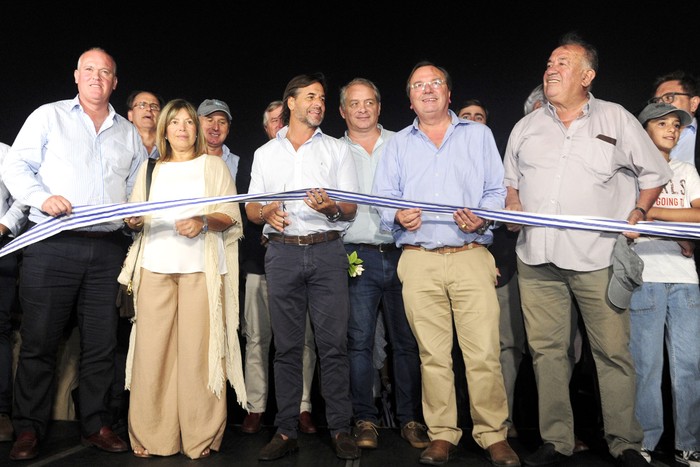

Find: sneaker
676;450;700;467
640;449;651;463
352;420;378;449
401;421;430;449
617;449;651;467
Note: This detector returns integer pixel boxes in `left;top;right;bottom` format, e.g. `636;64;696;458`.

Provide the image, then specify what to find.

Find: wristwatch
201;215;209;234
326;207;342;223
475;219;493;235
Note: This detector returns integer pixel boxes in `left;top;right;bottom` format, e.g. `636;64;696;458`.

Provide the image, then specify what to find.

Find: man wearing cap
503;33;672;467
197;99;240;179
629;103;700;467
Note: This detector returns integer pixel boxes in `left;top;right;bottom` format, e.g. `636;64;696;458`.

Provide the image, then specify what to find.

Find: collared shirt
220;144;240;180
147;146;160;160
0;143;28;236
247;126;359;237
372;110;505;250
3;95;147;230
503;93;673;271
670;117;697;165
341;125;396;245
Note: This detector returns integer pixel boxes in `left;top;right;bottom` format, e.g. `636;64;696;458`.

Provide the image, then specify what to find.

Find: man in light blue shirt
3;47;146;461
372;61;519;467
0;142;28;443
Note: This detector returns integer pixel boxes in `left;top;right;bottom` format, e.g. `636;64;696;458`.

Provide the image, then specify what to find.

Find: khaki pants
517;259;643;457
398;247;508;449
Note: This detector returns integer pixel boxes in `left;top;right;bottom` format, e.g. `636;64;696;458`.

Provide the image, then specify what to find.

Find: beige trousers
398;247;508;449
128;270;226;459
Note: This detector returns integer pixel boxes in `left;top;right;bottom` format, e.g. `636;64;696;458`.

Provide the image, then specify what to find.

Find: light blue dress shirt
0;143;29;236
220;144;240;180
372;111;505;250
3;95;147;230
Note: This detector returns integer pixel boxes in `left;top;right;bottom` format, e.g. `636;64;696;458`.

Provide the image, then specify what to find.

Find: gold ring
461;224;467;229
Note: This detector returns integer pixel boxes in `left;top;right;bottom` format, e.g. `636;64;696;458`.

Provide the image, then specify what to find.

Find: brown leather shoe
298;411;317;434
9;431;38;461
487;440;521;466
242;412;263;434
420;439;456;465
0;413;14;442
80;426;128;453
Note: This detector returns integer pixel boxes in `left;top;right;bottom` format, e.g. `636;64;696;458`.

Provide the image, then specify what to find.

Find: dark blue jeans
265;238;352;438
0;237;19;414
344;244;423;426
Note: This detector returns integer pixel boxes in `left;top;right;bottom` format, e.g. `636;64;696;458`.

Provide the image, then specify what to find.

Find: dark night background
1;2;698;165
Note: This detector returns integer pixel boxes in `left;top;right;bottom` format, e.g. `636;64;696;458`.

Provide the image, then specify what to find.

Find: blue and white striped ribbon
2;188;699;258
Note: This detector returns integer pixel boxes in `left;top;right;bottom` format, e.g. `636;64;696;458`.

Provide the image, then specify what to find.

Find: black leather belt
58;230;119;239
268;231;341;246
349;243;398;252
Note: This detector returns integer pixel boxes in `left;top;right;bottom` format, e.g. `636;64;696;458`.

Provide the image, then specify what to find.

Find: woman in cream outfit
121;99;245;459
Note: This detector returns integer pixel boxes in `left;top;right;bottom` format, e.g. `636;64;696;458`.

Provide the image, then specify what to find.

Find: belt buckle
297;235;311;246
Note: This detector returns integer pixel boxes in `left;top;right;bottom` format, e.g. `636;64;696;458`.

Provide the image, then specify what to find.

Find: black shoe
524;443;568;466
332;432;360;460
617;449;651;467
258;434;298;461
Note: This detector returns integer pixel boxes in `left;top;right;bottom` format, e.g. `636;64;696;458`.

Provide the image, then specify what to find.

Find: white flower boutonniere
347;251;364;277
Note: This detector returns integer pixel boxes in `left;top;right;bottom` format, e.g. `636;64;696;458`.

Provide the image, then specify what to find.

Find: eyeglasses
648;92;690;105
410;79;445;92
133;101;161;111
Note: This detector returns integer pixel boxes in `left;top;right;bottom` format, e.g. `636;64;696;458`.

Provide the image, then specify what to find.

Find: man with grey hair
503;33;671;467
338;77;428;452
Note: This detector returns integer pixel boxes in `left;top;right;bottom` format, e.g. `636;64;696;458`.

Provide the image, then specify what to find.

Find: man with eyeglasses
650;71;700;167
127;90;163;160
372;61;520;467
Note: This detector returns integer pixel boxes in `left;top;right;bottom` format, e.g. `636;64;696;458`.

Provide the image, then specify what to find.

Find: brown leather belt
349;243;399;252
402;243;484;254
268;231;341;246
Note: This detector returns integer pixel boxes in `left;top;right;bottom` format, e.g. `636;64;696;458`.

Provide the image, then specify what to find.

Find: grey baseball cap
638;102;692;127
607;234;644;310
197;99;232;121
